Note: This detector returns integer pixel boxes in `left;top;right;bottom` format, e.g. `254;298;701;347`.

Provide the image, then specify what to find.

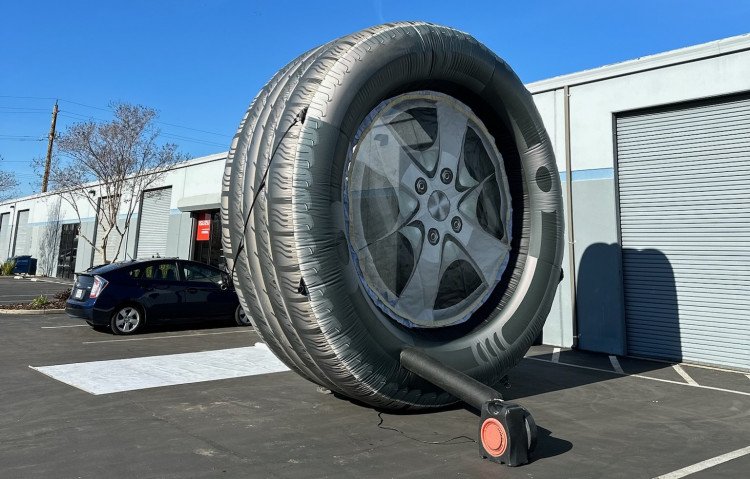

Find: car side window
129;262;178;281
182;263;222;284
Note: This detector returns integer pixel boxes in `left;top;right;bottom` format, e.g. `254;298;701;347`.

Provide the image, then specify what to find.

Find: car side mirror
220;273;231;291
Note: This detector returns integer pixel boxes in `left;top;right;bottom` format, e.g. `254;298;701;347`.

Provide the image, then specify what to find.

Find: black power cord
228;108;307;283
376;412;476;445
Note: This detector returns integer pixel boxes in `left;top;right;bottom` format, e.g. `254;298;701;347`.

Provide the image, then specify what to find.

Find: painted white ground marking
523;357;750;397
551;348;560;363
30;345;290;395
41;324;89;329
609;355;624;374
745;374;750;382
672;364;699;386
652;445;750;479
83;330;247;344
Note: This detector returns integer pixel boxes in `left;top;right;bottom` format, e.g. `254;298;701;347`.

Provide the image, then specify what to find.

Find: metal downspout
564;85;579;348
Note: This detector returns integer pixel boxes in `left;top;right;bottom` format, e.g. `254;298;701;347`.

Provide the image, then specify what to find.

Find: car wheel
234;305;251;327
224;23;564;410
111;305;144;335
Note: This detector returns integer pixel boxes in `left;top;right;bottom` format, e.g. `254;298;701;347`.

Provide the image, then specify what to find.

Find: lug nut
451;216;462;233
440;168;453;184
428;228;440;245
415;177;428;195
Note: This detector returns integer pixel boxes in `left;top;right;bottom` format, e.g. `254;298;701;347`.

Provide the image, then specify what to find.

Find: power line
0;95;57;101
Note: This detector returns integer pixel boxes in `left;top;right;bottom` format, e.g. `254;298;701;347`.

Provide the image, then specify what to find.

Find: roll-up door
0;212;10;260
616;94;750;370
136;187;171;259
13;209;31;256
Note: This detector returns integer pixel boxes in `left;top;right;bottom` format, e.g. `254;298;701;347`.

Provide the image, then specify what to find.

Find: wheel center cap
428;190;450;221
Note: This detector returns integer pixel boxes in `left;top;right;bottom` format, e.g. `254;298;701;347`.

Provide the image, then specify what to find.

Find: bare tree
37;197;62;276
49;103;187;264
0;155;18;201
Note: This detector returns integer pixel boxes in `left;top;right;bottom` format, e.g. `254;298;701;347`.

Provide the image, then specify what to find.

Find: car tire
224;22;564;410
234;305;251;327
110;304;144;335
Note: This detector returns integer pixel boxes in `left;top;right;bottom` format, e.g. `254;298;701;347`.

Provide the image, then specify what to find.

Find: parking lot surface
0;276;71;305
1;312;748;478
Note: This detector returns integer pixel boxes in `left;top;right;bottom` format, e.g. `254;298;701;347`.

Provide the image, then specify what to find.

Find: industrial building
1;34;748;370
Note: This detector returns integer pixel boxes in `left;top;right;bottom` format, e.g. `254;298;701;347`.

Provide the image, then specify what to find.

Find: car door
134;261;185;321
179;261;235;319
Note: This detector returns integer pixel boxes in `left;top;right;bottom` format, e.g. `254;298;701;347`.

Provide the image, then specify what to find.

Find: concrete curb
0;309;65;315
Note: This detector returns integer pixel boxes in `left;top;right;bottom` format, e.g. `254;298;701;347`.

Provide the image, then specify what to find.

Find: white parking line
41;324;89;329
83;330;248;344
551;347;560;363
652;445;750;479
609;355;624;374
673;365;699;386
523;357;750;397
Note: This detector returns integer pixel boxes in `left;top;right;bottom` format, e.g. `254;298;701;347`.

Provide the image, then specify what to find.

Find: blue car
66;258;248;334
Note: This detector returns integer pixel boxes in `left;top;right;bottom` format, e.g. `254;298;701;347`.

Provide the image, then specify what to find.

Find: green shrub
29;295;51;309
0;260;15;276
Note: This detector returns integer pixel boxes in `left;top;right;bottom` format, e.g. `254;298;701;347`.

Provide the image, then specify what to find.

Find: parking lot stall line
609;355;624;374
82;330;248;344
551;347;560;363
524;357;750;397
672;364;699;386
652;445;750;479
41;324;89;329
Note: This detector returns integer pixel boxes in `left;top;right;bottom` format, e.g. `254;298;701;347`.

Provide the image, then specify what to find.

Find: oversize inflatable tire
224;22;564;409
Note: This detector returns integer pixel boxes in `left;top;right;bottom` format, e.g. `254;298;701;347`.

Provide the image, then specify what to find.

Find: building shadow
619;246;681;364
501;242;679;400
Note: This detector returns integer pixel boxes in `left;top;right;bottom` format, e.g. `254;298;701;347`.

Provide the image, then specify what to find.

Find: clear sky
2;0;749;196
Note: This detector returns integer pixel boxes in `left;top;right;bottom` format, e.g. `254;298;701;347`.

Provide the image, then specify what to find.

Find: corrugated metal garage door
616;94;750;370
136;187;171;259
13;210;31;256
0;212;10;260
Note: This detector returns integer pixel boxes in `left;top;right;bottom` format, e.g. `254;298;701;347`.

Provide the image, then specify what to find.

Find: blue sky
2;0;749;196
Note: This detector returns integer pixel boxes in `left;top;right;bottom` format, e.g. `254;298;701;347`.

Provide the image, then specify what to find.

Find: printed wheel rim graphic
115;307;140;333
344;92;513;328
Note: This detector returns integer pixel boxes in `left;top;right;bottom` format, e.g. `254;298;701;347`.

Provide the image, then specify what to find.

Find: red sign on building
196;213;211;241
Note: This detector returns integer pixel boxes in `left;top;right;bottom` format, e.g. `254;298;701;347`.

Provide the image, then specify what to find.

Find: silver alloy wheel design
115;306;140;333
344;91;513;328
235;305;250;326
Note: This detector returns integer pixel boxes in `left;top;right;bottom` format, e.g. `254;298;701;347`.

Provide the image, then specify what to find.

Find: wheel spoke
449;220;509;286
436;102;469;175
396;232;445;323
457;173;496;219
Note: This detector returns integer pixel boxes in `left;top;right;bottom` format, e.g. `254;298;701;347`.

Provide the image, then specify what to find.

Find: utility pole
41;100;59;193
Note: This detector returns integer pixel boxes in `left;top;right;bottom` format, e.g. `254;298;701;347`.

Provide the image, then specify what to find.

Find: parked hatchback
66;258;249;334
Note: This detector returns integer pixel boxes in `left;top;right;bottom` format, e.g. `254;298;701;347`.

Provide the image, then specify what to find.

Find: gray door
0;212;10;260
136;187;171;259
13;209;31;256
616;94;750;370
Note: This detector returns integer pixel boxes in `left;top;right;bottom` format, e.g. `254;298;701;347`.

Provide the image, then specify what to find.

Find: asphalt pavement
0;312;748;478
0;276;72;305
